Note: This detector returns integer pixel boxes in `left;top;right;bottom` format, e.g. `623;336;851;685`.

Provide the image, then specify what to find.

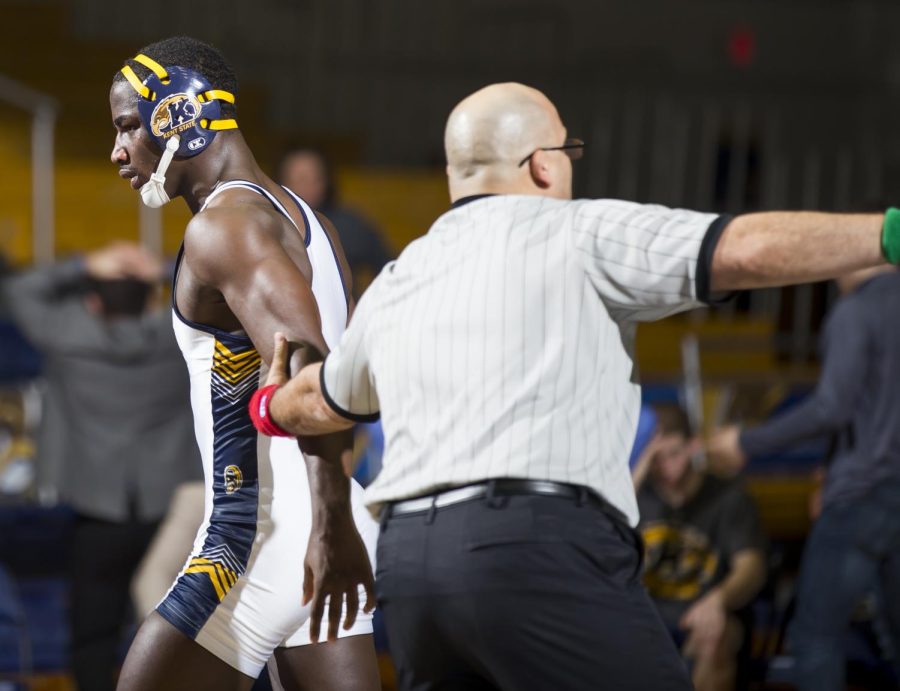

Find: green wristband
882;207;900;264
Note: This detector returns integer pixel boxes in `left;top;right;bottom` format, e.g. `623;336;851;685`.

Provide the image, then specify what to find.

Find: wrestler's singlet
159;181;378;676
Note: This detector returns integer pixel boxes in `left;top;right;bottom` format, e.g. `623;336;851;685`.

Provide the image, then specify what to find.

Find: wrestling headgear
119;53;238;207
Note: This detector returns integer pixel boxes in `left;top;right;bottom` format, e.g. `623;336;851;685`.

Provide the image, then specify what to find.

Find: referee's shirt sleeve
570;199;733;321
319;291;380;423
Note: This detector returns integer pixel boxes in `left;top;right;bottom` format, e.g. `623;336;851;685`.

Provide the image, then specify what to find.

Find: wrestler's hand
302;513;376;643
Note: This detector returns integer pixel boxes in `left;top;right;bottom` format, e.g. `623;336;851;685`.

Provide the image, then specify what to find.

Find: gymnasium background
2;0;900;688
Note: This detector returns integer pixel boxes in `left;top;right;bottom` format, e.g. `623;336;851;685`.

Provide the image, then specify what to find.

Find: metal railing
0;74;58;265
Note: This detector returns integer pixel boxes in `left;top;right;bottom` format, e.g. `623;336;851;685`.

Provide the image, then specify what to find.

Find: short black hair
113;36;237;118
653;403;692;439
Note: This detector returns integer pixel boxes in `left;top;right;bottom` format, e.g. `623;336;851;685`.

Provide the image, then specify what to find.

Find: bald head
445;83;557;177
443;83;573;202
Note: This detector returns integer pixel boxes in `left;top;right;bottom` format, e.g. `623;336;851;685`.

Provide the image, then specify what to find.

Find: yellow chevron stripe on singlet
213;343;260;366
212;341;261;384
189;557;239;585
185;564;226;600
213;367;259;385
185;557;239;600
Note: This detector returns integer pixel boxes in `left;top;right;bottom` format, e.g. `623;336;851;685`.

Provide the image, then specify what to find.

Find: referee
252;83;899;690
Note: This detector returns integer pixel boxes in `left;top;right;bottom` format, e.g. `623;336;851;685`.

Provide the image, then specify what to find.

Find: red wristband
249;384;293;437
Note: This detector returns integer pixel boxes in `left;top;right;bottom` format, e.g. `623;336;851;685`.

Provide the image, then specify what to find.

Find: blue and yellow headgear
120;53;237;158
119;53;238;207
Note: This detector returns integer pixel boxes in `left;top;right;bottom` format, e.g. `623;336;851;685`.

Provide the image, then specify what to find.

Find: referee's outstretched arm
257;210;896;440
710;211;887;291
251;82;900;441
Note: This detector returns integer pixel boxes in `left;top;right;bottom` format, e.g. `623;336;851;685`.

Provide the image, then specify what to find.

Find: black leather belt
386;478;625;523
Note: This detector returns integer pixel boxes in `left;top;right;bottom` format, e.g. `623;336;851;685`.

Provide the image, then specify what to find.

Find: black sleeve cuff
319;357;381;424
696;214;737;305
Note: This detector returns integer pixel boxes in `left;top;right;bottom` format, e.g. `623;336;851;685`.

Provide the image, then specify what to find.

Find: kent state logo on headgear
150;92;203;147
135;65;225;158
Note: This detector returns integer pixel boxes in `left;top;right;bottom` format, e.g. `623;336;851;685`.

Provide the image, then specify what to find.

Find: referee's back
357;193;725;524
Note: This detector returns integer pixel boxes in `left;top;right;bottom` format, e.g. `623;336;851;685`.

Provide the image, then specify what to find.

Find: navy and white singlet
158;181;378;676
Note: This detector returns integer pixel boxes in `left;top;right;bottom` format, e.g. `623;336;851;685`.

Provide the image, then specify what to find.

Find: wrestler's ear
527;150;553;190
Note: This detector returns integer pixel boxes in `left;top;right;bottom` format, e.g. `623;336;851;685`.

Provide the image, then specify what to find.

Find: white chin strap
139;136;180;208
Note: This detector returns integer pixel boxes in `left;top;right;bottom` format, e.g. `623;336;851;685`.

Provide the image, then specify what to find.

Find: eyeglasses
518;138;585;167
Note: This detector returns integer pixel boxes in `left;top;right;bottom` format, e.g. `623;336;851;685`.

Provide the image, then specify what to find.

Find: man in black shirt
635;405;767;691
709;265;900;691
277;147;392;299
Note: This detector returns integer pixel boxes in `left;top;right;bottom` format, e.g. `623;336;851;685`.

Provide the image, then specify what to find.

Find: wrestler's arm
184;207;374;642
184;208;330;362
263;268;382;437
185;208;343;450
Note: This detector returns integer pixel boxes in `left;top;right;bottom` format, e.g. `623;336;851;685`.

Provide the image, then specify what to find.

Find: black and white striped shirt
321;194;729;525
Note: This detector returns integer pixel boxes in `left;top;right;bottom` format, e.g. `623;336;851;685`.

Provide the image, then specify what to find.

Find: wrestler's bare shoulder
184;199;292;275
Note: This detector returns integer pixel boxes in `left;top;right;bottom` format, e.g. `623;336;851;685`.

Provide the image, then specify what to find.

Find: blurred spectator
130;480;204;619
634;404;767;691
709;265;900;690
0;319;42;384
277;147;392;297
629;403;658;473
0;248;42;383
348;420;384;488
0;242;201;691
0;250;10;284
